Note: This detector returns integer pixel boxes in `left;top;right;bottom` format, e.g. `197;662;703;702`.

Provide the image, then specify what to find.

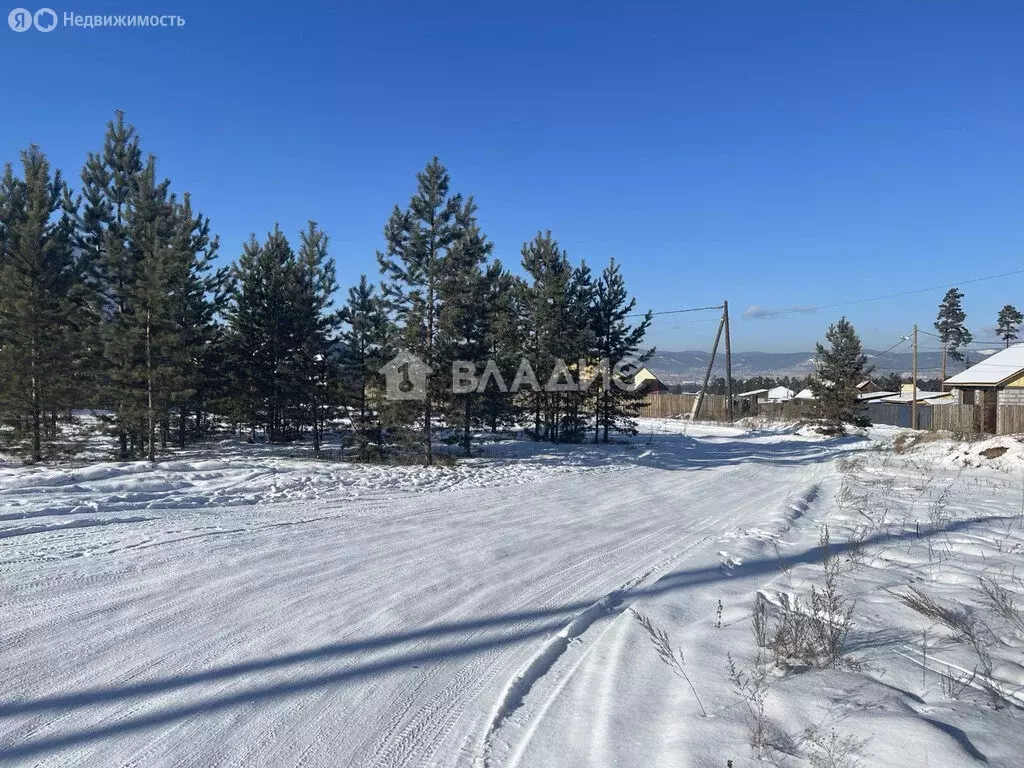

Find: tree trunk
30;338;41;462
312;385;320;458
146;309;156;463
424;281;434;466
534;393;541;440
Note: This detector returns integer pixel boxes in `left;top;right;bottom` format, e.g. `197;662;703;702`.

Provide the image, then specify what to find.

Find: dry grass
892;431;945;454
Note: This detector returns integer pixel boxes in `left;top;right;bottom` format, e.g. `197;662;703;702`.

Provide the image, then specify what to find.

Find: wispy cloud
742;305;818;320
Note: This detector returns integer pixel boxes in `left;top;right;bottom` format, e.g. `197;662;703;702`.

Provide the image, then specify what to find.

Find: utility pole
690;312;725;420
912;324;919;430
723;299;733;421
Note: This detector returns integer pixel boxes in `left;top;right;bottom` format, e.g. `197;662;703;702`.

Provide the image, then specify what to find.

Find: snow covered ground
1;421;1022;766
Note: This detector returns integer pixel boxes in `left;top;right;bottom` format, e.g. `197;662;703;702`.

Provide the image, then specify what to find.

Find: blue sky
3;0;1023;352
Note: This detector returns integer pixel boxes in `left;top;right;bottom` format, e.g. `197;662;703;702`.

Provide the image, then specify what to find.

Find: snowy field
1;421;1023;766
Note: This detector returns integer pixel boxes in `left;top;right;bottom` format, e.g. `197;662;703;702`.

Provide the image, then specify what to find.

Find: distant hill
646;349;992;384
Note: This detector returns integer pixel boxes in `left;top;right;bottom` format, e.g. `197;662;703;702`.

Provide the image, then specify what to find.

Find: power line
875;337;910;357
629;304;723;318
636;266;1024;322
737;267;1024;320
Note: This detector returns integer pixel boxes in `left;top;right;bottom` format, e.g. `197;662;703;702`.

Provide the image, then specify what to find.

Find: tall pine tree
290;221;339;456
935;288;972;381
226;226;295;442
519;232;594;443
339;275;389;457
0;147;79;461
590;258;654;443
437;214;494;456
811;317;869;432
996;304;1023;348
377;158;467;465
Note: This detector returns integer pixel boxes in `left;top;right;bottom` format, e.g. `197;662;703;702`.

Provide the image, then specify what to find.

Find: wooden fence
997;405;1024;435
931;404;981;434
638;395;1022;434
756;400;820;421
638;393;729;420
638;394;818;422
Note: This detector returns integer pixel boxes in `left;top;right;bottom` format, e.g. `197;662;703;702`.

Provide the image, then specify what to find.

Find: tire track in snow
481;462;838;767
0;430;854;767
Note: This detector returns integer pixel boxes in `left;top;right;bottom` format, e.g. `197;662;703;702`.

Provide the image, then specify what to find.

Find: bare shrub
752;593;770;648
811;527;857;668
770;593;819;667
891;585;1006;707
978;575;1024;635
803;727;869;768
892;433;915;454
727;651;770;756
890;586;978;640
927;485;952;532
767;528;857;670
845;524;869;570
630;609;707;716
940;664;977;700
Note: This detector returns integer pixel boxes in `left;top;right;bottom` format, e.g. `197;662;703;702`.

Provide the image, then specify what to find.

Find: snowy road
0;425;855;766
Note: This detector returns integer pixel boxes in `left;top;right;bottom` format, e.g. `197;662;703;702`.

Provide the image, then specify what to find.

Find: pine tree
76;111;148;457
934;288;972;380
480;265;524;433
123;158;178;461
519;232;594;443
437;214;494;456
166;193;227;446
226;227;295;442
377;158;467;464
290;221;338;456
339;275;389;457
996;304;1023;348
810;317;870;431
590;258;654;443
0;147;79;461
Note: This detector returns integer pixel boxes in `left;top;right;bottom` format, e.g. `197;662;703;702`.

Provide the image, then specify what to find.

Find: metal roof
736;388;769;397
943;345;1024;387
875;391;954;404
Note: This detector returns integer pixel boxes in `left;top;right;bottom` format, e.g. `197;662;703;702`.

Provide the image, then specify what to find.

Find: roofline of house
943;370;1024;388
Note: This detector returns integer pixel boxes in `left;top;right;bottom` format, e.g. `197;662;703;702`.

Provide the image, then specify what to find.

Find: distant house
736;388;770;403
857;390;897;403
943;344;1024;433
876;385;954;406
633;366;668;394
765;386;795;403
855;380;880;394
794;388;816;400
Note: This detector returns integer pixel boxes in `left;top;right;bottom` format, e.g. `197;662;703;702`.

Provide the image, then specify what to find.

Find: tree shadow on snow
0;512;1009;762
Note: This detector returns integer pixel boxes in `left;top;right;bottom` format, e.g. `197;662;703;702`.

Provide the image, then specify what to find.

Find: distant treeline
0;112;654;464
